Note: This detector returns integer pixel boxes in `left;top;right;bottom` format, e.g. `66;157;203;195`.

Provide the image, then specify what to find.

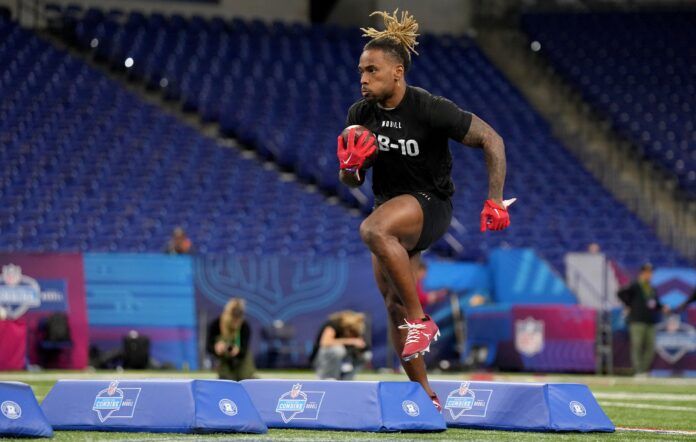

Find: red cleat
430;393;442;413
399;315;440;361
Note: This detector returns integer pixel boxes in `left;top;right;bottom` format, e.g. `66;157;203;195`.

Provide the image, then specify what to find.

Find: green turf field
1;370;694;441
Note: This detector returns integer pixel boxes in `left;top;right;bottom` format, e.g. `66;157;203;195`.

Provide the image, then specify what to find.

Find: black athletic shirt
346;86;472;200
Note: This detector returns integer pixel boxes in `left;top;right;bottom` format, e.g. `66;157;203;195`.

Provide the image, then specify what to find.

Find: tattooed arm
462;114;506;206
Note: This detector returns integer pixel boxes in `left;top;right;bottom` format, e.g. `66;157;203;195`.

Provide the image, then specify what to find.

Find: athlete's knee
320;345;347;361
360;219;391;251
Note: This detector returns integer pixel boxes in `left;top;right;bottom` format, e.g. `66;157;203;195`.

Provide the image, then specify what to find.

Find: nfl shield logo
290;383;302;398
107;381;119;395
515;317;545;357
655;315;696;364
0;264;42;319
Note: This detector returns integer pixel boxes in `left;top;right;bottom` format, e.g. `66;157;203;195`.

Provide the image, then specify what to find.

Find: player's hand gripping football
337;127;377;172
480;198;516;232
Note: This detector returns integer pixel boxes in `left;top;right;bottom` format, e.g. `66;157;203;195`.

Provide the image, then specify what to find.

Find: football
340;125;378;169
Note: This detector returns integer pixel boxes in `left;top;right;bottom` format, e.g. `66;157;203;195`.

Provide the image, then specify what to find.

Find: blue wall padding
41;379;267;433
241;380;446;432
489;249;576;304
424;261;490;293
0;382;53;438
464;304;514;365
84;253;198;369
431;381;614;432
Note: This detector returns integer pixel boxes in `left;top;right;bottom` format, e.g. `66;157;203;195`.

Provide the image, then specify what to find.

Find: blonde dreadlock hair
361;9;419;72
220;298;245;339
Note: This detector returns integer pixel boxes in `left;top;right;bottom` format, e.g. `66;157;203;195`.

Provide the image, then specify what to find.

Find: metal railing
14;0;68;30
15;0;43;28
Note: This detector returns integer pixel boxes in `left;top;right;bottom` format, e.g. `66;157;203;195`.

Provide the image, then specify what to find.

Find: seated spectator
165;227;192;254
310;310;371;380
207;298;255;380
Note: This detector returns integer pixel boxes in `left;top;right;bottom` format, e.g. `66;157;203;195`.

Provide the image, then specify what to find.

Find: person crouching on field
207;298;256;380
311;310;372;380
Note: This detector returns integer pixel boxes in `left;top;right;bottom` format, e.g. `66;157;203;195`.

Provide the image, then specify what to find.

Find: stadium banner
464;304;513;367
465;305;597;372
564;252;622;310
194;254;387;368
489;249;576;304
612;267;696;372
512;305;596;372
41;379;267;434
0;319;26;370
652;267;696;309
84;253;197;370
241;380;446;432
430;381;614;432
0;382;53;438
0;253;89;369
424;261;490;293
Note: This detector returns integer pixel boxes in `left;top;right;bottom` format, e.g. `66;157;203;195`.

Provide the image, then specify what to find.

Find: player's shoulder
408;86;434;105
348;98;371;114
410;86;455;106
409;85;435;100
407;86;448;111
407;86;448;123
347;98;372;123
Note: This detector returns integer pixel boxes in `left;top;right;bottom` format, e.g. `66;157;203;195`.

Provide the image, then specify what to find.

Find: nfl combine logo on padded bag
444;382;493;420
42;379;267;434
242;380;446;432
430;380;614;432
92;381;141;423
275;383;325;423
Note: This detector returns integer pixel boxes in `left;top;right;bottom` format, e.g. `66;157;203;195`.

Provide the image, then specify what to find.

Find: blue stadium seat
522;11;696;196
1;13;689;270
0;17;363;257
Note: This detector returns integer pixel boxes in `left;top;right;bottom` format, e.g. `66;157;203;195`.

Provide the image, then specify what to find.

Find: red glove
337;128;376;171
480;199;510;232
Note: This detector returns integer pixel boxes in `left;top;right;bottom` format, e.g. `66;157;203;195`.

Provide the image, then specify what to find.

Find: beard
361;89;377;102
362;88;390;104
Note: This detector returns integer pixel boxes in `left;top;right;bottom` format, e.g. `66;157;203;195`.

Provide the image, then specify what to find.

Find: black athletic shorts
375;191;453;253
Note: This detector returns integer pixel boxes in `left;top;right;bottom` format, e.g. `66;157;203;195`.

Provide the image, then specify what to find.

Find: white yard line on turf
600;401;696;412
594;392;696;401
617;427;696;436
0;372;218;381
478;374;696;386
